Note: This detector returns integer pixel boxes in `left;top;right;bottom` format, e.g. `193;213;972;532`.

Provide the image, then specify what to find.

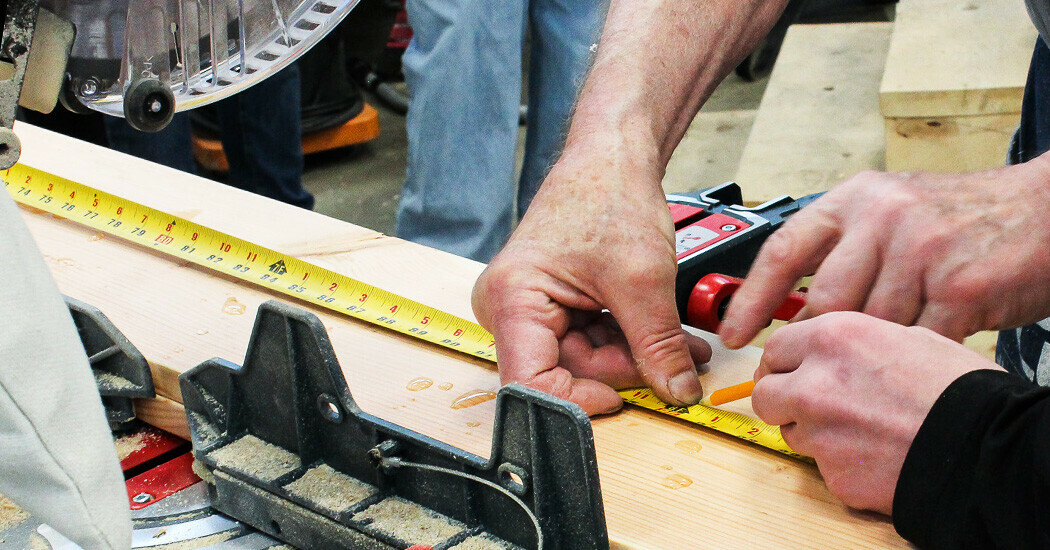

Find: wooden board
879;0;1035;172
884;111;1018;172
734;23;892;205
879;0;1036;119
663;110;756;194
13;122;906;548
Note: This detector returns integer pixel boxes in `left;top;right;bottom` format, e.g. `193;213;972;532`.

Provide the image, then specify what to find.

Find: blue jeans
104;65;312;209
396;0;608;262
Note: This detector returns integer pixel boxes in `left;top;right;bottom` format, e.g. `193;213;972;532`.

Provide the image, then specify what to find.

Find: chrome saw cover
41;0;359;125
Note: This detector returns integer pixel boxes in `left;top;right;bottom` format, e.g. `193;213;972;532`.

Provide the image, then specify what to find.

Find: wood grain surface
15;123;907;548
879;0;1035;119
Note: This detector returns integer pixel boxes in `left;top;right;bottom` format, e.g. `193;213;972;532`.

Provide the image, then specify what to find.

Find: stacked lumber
880;0;1037;172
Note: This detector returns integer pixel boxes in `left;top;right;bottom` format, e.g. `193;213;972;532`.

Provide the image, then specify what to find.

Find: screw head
132;492;153;504
721;224;739;232
79;79;99;96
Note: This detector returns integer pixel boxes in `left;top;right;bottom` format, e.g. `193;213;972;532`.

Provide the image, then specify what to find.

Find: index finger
719;202;843;349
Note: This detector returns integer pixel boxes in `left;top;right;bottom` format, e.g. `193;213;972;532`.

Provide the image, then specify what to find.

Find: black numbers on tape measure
8;165;505;375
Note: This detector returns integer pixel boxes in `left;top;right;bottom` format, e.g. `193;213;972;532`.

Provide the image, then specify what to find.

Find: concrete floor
301;70;770;237
300;0;893;237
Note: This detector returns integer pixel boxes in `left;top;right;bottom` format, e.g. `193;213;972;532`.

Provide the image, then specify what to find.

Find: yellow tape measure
3;162;496;360
4;162;799;458
623;388;803;459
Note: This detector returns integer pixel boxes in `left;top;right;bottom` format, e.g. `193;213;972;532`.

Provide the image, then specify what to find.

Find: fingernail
719;318;741;348
668;370;703;405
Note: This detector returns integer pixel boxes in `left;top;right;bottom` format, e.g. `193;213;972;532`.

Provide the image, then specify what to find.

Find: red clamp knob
686;273;807;332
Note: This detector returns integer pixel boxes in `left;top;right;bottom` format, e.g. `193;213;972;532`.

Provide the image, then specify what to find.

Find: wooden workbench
14;123;907;548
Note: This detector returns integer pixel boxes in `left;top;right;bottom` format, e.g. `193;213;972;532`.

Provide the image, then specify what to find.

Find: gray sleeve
0;192;131;549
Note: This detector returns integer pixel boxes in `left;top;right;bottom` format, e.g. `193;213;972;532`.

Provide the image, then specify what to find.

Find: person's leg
397;0;526;262
103;113;197;173
216;64;313;209
517;0;608;218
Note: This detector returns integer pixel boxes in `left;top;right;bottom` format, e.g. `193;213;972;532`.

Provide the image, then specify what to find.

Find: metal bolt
132;493;153;504
79;79;99;96
148;98;163;113
721;224;739;232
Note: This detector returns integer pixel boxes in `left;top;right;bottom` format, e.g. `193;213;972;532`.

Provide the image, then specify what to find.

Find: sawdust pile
148;530;235;549
0;494;29;532
451;535;516;550
354;497;463;546
188;412;219;446
283;464;376;513
191;458;215;485
94;370;136;390
28;534;49;550
210;434;300;482
113;429;156;461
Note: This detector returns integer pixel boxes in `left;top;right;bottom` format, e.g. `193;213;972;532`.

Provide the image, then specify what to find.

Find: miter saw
0;0;360;169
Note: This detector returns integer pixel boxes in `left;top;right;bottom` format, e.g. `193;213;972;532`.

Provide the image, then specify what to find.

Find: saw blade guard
40;0;358;130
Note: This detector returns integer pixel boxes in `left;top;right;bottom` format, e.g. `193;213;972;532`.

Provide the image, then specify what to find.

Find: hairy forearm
565;0;789;173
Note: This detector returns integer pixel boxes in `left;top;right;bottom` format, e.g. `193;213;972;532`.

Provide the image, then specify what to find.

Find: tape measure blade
5;163;790;456
3;163;496;361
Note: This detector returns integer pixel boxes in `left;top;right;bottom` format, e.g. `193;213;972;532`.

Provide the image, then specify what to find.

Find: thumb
607;286;704;406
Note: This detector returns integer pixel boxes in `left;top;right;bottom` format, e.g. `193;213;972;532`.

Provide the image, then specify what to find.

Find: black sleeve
893;369;1050;549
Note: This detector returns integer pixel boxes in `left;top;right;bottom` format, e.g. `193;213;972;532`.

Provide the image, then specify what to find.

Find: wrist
555;125;665;193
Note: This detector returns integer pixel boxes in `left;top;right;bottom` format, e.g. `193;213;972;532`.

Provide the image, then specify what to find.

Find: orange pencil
707;380;756;406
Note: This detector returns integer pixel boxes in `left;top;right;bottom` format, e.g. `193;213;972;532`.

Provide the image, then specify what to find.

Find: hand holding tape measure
4;163;812;458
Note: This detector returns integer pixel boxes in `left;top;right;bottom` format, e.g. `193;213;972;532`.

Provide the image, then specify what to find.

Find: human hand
719;157;1050;348
751;311;1002;515
471;148;712;415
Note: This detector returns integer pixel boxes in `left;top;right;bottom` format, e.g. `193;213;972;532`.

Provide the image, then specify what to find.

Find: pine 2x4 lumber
14;123;907;548
879;0;1037;172
734;23;893;206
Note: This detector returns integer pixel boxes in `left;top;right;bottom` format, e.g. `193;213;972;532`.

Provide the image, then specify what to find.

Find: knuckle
514;368;575;401
750;381;775;421
621;260;673;289
634;329;691;375
760;229;798;265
